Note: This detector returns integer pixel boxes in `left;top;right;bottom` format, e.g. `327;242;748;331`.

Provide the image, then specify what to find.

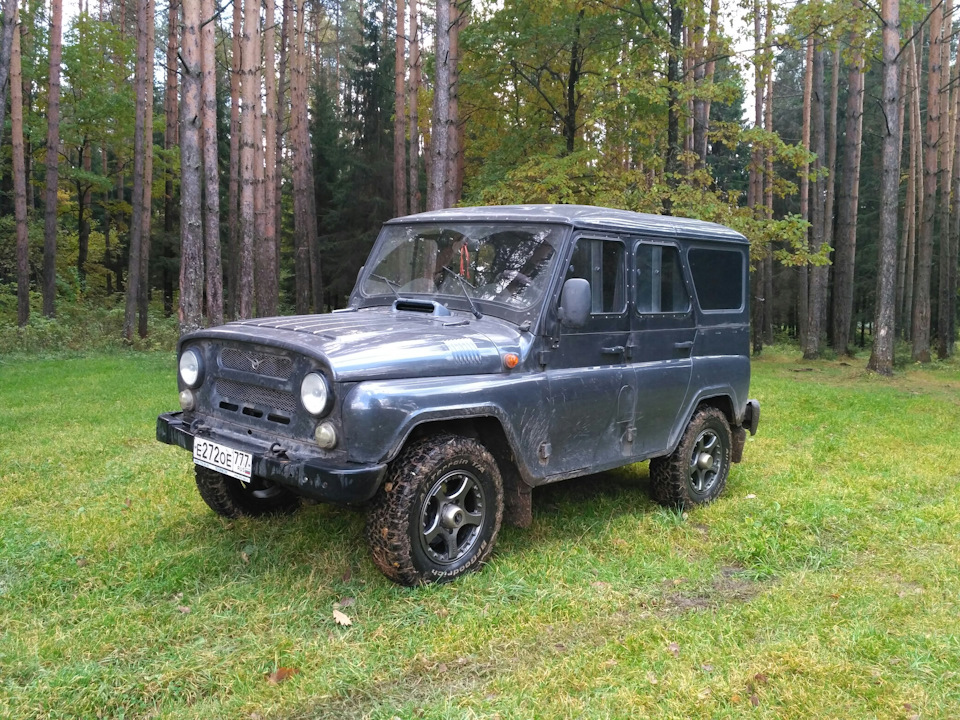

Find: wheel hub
441;503;466;529
696;452;714;471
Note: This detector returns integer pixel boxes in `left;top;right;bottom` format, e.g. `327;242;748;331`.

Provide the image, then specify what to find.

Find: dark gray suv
157;205;760;585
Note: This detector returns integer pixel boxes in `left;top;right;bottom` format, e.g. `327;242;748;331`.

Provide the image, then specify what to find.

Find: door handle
674;341;694;349
601;345;625;356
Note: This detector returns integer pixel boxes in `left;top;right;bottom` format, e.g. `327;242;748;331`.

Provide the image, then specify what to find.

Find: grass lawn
1;347;959;719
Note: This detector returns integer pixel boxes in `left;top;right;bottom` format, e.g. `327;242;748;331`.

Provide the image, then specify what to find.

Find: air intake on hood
393;298;452;316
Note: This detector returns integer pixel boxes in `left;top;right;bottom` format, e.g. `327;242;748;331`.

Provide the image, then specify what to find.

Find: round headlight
179;349;203;388
300;372;330;416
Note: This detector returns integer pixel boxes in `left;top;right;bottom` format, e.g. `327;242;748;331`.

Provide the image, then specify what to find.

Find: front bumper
157;412;387;504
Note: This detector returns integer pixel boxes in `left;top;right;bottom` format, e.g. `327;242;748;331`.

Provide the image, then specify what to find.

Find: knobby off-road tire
649;406;732;509
195;466;301;518
366;434;504;586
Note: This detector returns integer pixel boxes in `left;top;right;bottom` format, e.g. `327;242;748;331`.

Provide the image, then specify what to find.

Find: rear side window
688;248;744;311
635;244;690;313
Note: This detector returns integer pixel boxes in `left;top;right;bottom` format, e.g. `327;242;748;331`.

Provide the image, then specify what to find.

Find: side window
636;244;690;313
566;238;626;314
688;248;745;311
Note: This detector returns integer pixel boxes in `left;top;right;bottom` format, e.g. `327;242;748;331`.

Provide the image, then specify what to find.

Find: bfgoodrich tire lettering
194;466;301;518
649;406;732;509
366;434;504;586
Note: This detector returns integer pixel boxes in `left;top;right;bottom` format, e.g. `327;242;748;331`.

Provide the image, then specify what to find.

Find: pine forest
0;0;950;373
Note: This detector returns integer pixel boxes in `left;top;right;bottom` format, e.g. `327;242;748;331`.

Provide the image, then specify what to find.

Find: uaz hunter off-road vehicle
157;205;760;585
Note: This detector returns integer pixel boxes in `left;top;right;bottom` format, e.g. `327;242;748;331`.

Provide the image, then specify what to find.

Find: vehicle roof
385;204;749;244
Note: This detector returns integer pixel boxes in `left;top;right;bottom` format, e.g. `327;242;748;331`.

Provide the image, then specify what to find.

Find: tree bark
179;0;204;333
123;0;148;339
41;0;62;318
897;37;916;336
693;0;719;167
408;0;420;213
803;46;827;359
261;0;279;316
291;0;320;313
903;37;922;341
762;0;773;345
226;0;242;318
832;28;865;355
798;37;813;349
0;0;18;141
663;0;683;214
394;0;407;216
201;0;224;325
164;0;179;317
13;14;28;327
867;0;901;375
427;0;451;210
913;0;942;363
137;0;155;338
275;0;290;242
237;0;259;319
938;0;957;358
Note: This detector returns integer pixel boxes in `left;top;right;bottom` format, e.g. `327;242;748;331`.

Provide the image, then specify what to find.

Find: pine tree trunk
821;48;840;342
275;0;290;241
937;0;957;358
12;15;29;327
124;0;148;339
867;0;901;375
164;0;179;318
137;0;155;339
903;37;922;341
394;0;407;216
427;0;451;211
261;0;279;316
896;37;913;335
913;0;942;363
798;38;813;348
803;46;827;359
832;32;865;355
663;0;683;214
0;0;18;141
237;0;259;319
762;0;773;345
291;0;320;313
201;0;224;325
408;0;420;213
226;0;242;318
42;0;62;318
179;0;204;333
444;0;464;207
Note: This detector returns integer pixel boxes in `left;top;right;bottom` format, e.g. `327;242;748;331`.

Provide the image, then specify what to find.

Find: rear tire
649;406;731;509
194;466;301;518
366;434;503;586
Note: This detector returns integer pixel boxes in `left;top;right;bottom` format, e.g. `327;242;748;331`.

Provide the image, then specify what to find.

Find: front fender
341;373;550;482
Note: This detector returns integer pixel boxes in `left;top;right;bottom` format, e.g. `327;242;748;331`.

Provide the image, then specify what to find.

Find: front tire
194;466;301;518
649;406;732;509
366;434;504;586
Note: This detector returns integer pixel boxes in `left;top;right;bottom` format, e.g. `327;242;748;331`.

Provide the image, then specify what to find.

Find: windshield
361;223;565;310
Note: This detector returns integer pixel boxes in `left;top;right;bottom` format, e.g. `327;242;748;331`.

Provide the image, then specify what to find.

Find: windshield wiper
441;266;483;320
369;273;401;300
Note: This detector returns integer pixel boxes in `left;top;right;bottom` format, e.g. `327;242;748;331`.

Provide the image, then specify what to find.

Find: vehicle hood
185;307;525;382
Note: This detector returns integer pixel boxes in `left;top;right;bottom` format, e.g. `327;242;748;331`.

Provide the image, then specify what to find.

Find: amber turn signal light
504;353;520;369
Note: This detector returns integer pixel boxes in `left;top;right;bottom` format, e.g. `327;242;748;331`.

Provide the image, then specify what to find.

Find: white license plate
193;438;253;482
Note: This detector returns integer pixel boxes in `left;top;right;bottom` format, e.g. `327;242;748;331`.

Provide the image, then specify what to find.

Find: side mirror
559;278;591;328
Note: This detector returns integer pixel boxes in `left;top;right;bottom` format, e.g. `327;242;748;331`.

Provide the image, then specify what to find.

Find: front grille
220;347;293;379
215;378;299;415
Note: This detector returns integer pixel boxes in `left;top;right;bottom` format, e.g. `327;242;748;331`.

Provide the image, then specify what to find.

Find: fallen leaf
75;557;88;568
240;552;250;564
435;608;450;619
591;581;609;590
602;659;618;668
698;688;711;700
265;667;299;685
754;673;768;685
667;642;680;658
436;663;448;673
338;597;356;609
177;605;191;614
646;671;658;685
701;663;714;673
333;609;352;626
750;694;760;707
342;568;352;583
731;694;741;703
745;493;757;499
124;498;132;508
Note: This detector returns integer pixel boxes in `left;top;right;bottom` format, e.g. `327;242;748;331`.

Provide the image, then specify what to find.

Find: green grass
2;347;959;718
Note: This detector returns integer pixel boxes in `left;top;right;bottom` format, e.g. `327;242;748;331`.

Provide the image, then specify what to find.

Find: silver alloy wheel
689;429;721;494
419;469;486;565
